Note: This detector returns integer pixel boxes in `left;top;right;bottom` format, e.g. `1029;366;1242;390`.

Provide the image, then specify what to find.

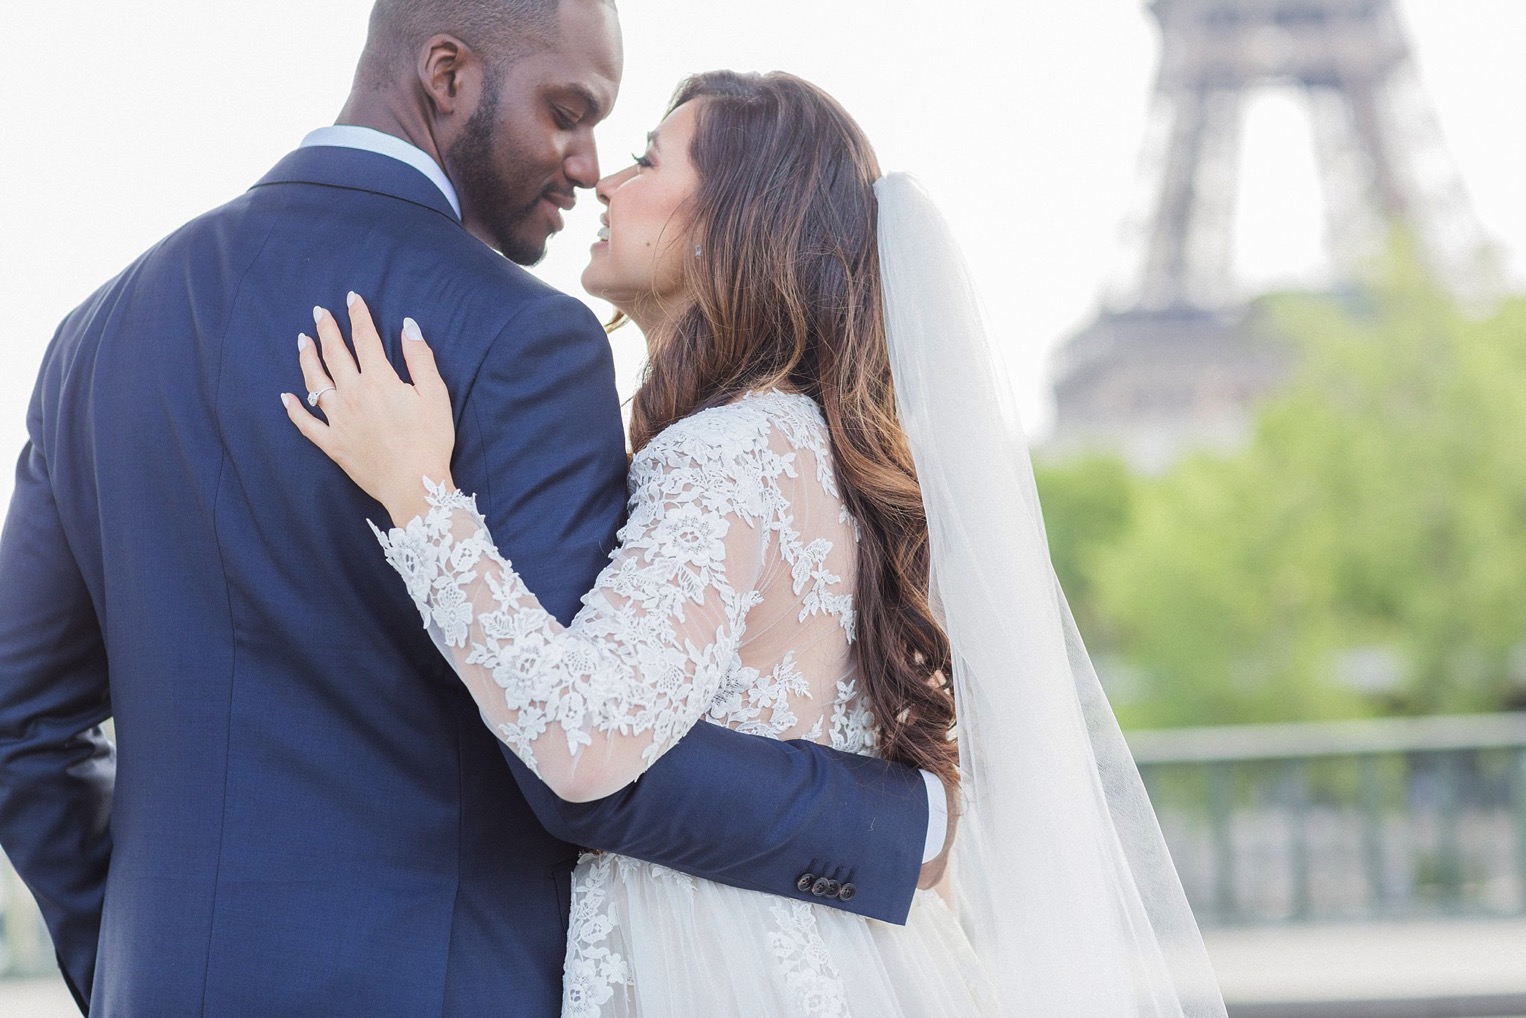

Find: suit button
823;879;841;898
811;877;832;897
837;882;857;902
796;873;816;893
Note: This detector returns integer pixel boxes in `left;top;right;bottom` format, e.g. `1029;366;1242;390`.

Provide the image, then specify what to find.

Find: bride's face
582;100;703;327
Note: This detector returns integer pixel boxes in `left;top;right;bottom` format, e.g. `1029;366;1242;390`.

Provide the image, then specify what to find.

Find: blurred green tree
1040;246;1526;727
1033;454;1134;641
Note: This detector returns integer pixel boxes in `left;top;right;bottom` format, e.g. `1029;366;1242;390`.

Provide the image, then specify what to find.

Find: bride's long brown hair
628;71;958;791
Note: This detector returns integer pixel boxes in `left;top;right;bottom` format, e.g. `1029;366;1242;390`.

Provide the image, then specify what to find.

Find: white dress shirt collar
299;125;462;220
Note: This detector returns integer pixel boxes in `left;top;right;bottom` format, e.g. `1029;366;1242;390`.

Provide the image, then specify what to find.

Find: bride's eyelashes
631;151;654;168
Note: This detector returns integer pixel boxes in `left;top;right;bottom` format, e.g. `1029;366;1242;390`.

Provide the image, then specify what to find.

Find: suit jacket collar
250;146;463;224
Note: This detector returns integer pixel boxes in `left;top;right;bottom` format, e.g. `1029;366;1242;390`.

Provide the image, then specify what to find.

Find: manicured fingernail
281;393;294;409
403;317;423;342
313;306;325;325
346;291;359;308
297;333;310;351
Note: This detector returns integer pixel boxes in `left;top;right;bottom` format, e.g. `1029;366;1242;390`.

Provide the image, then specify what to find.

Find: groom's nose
565;135;600;191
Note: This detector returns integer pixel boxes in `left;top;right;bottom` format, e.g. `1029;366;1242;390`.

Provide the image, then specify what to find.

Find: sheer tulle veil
874;173;1227;1016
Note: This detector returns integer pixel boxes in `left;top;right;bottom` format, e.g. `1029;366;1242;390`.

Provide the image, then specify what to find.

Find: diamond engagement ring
307;386;336;408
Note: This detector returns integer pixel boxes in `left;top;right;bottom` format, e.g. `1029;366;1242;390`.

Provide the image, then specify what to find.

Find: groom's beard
450;95;558;267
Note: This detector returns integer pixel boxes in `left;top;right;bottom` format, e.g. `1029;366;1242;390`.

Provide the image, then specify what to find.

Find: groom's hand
917;778;958;889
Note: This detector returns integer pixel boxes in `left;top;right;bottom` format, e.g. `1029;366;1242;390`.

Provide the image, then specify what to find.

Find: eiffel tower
1048;0;1496;471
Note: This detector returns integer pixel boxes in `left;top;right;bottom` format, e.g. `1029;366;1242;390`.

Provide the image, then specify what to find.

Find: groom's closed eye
547;85;604;129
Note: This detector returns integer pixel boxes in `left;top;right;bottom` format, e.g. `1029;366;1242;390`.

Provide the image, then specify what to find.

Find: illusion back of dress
561;391;992;1018
695;392;875;755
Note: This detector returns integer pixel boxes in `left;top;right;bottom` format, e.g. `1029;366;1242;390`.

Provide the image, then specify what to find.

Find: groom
0;1;945;1015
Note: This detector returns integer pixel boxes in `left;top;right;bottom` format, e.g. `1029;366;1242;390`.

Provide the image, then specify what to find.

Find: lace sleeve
372;422;768;802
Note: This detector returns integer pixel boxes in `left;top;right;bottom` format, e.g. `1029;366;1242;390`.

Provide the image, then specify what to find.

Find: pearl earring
694;244;703;257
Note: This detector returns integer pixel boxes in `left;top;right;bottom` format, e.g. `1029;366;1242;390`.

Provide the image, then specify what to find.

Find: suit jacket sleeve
0;349;115;1013
456;293;927;927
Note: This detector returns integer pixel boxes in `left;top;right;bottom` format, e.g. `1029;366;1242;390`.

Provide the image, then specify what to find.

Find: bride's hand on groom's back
281;292;457;525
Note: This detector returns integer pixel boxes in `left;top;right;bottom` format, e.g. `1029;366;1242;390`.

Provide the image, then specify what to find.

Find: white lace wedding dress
374;389;997;1017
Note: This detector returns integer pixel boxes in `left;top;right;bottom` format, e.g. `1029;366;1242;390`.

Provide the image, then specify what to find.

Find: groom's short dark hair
358;0;571;89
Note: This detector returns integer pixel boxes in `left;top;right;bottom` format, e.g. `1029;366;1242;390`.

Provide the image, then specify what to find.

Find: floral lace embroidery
767;900;853;1017
372;391;865;786
753;396;859;638
769;393;857;532
374;391;878;1015
828;677;877;756
373;484;483;640
563;854;634;1018
372;421;768;781
563;853;702;1016
707;651;811;737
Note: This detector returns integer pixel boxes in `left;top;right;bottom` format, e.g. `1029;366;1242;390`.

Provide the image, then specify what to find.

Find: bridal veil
875;172;1227;1016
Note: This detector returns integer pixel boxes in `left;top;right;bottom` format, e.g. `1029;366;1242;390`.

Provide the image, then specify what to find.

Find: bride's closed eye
631;151;654;169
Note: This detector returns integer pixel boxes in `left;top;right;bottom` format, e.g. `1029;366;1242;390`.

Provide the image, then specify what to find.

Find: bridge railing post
1207;761;1237;923
1359;753;1386;914
1514;746;1526;915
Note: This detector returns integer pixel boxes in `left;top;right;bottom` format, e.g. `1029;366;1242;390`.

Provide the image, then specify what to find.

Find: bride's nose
594;166;636;206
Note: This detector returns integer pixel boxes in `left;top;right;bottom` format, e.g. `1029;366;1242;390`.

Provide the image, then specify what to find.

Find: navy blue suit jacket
0;145;927;1016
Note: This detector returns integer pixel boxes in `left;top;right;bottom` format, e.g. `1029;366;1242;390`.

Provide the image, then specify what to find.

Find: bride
281;70;1225;1016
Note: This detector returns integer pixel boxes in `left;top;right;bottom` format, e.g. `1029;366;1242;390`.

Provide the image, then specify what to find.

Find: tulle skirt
562;852;998;1017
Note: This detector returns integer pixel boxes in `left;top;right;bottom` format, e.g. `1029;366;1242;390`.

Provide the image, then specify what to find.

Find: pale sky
3;1;1525;515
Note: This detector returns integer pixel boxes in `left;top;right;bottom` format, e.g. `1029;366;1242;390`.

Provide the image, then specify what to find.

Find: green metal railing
1128;712;1526;926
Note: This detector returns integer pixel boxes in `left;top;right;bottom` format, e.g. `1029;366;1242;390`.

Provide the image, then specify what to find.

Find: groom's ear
417;33;485;119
